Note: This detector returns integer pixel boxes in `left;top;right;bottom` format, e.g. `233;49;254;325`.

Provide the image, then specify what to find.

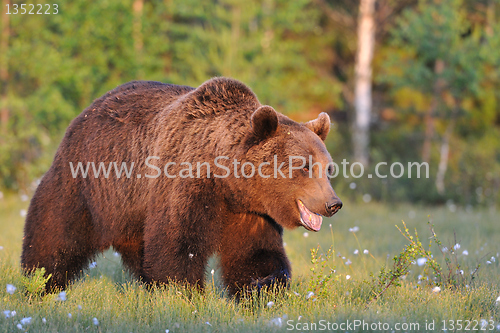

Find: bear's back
84;81;194;125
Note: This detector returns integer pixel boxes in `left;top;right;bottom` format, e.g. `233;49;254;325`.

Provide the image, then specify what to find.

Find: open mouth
297;200;322;232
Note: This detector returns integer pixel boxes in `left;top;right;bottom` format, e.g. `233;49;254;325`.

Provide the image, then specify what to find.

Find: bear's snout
325;199;343;216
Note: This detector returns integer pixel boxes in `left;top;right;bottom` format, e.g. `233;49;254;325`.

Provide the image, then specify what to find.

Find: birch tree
0;0;9;136
353;0;376;166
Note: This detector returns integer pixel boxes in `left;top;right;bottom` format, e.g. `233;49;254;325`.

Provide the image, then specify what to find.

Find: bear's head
241;105;342;231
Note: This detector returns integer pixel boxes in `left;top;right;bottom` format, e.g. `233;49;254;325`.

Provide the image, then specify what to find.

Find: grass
0;193;499;332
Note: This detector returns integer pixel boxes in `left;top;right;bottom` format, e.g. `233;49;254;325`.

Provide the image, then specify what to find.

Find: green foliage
370;0;500;206
0;0;499;207
368;220;484;307
1;197;499;332
20;267;52;299
367;221;435;305
0;0;343;190
308;246;337;299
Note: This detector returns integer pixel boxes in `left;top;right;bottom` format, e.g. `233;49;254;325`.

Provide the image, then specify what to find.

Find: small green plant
366;222;430;306
367;221;482;307
396;221;443;281
427;223;481;288
308;246;337;299
20;267;52;298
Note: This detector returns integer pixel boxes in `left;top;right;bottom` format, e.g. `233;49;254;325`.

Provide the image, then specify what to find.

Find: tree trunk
435;118;454;195
0;0;10;135
132;0;144;79
422;59;445;163
353;0;376;166
485;0;495;36
225;4;241;77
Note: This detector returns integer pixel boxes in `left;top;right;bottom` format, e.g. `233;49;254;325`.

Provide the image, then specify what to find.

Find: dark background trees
0;0;499;206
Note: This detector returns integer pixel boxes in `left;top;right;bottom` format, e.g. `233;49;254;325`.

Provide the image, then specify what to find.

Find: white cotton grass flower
92;318;99;326
6;284;16;295
363;249;369;254
495;296;500;306
349;226;359;233
462;250;469;256
354;249;359;255
68;313;72;318
346;275;351;280
442;247;448;253
20;194;29;202
349;182;357;190
56;291;67;301
417;258;427;266
303;232;309;238
20;209;27;218
3;310;12;318
205;322;212;326
0;246;3;250
453;243;461;250
345;259;352;265
266;301;274;308
113;251;120;257
306;291;314;299
20;317;32;325
490;256;496;263
88;262;97;269
188;253;194;259
211;269;215;276
16;324;23;330
432;286;441;293
42;318;47;324
268;317;283;327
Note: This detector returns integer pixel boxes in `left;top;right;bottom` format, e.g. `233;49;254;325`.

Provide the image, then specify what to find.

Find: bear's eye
303;166;310;173
327;165;334;175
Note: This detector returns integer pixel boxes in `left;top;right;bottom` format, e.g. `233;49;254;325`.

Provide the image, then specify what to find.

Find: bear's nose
325;199;343;216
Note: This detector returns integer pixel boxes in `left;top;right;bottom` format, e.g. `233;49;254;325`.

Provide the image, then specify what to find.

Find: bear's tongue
297;200;322;232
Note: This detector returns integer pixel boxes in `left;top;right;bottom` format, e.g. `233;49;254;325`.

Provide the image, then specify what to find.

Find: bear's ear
304;112;331;141
251;106;279;140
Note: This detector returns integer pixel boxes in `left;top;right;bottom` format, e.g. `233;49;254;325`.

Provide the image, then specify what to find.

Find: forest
1;2;500;332
0;0;499;207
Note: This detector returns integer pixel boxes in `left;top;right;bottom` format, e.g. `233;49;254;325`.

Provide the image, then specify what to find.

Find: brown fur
21;77;342;295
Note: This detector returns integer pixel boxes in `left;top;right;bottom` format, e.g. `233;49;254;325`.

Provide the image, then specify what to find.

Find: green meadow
1;194;499;332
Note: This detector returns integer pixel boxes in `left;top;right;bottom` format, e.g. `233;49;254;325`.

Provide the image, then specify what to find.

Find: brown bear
21;77;342;296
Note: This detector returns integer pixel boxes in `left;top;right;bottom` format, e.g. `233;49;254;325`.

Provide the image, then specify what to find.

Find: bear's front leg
220;213;291;296
142;197;221;289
